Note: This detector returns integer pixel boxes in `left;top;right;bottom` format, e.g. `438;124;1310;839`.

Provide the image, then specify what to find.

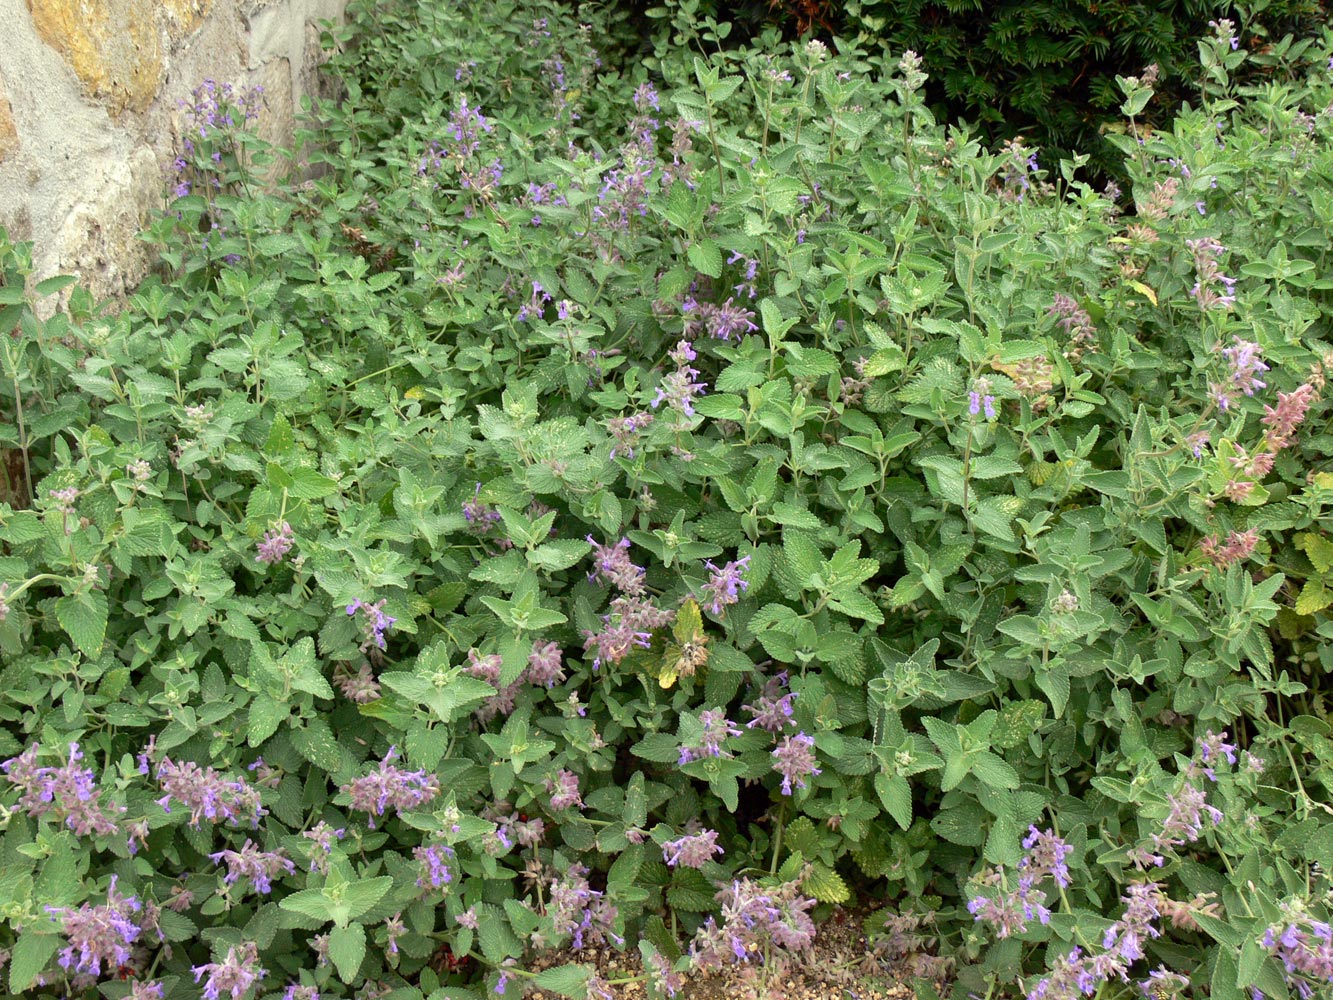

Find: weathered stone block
27;0;165;116
0;74;17;163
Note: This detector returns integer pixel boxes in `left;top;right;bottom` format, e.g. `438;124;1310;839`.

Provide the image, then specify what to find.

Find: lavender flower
282;986;319;1000
651;364;708;418
699;555;751;615
689;877;817;969
410;842;458;890
462;647;523;723
333;661;381;703
384;912;406;955
1261;901;1333;991
2;742;122;837
967;861;1052;939
663;829;724;868
1024;946;1106;1000
686;297;758;341
548;863;623;949
1262;382;1316;450
547;769;583;811
1151;782;1224;853
771;732;821;795
47;875;142;976
526;640;566;688
130;982;167;1000
1188;238;1239;312
1101;882;1163;962
607;411;655;460
193;941;267;1000
1220;337;1268;400
302;821;345;873
968;377;997;420
647;949;685;997
255;521;296;565
743;671;797;732
586;536;647;594
581;593;671;670
209;840;296;895
1193;729;1238;782
447;97;493;157
680;710;743;764
340;747;440;826
346;598;396;652
1019;826;1074;888
516;280;553;322
462;482;503;531
1200;529;1260;569
156;757;266;828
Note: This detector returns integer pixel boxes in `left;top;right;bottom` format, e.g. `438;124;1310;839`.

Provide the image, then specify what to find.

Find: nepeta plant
2;1;1333;999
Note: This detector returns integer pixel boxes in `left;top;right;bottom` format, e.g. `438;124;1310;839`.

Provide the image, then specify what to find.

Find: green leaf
9;929;59;993
330;923;367;983
528;539;592;573
55;590;108;657
288;467;339;500
343;875;394;920
631;733;680;763
1211;939;1244;1000
826;590;884;625
1295;578;1329;616
248;694;288;746
993;700;1046;748
533;964;592;997
972;751;1020;790
279;888;334;925
803;862;850;903
874;772;913;829
688;240;722;278
293;718;343;771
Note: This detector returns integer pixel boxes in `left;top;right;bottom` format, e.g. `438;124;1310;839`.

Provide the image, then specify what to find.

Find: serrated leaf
875;772;913;830
993;700;1046;749
55;590;107;657
279;888;333;925
1296;578;1330;616
293;718;343;771
9;930;59;993
533;964;592;997
344;875;394;920
688;240;722;278
971;751;1020;790
248;694;288;746
528;539;592;573
631;733;680;763
288;467;339;500
803;862;850;903
330;923;366;983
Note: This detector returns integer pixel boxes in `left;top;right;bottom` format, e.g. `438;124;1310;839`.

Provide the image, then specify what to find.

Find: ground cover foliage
2;3;1333;999
650;0;1330;183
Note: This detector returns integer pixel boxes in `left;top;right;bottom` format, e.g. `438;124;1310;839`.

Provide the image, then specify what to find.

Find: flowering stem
770;800;786;875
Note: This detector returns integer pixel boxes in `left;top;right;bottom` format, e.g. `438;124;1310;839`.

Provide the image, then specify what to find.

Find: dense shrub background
1;2;1333;1000
639;0;1330;181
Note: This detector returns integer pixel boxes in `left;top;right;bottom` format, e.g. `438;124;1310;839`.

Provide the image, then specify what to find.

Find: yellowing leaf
1296;579;1330;617
1297;532;1333;574
802;862;850;903
404;386;424;399
673;598;704;645
1129;280;1158;306
659;665;678;689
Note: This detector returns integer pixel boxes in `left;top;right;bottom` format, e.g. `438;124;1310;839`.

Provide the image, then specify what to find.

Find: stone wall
0;0;348;307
